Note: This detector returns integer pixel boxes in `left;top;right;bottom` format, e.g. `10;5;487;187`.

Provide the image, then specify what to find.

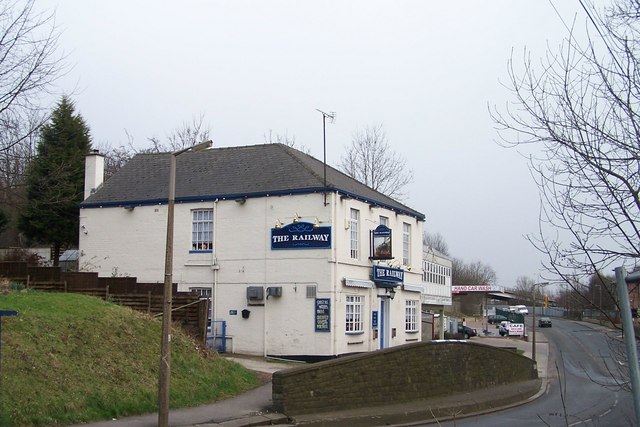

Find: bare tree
491;0;640;311
146;114;212;153
97;142;135;181
511;276;555;306
339;124;413;201
0;0;65;245
452;258;497;286
510;276;536;305
423;231;450;256
97;116;214;179
0;0;64;154
264;129;310;154
165;114;211;151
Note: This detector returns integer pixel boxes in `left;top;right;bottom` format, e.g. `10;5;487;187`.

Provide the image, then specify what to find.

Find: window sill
345;331;364;335
406;330;419;334
189;250;213;254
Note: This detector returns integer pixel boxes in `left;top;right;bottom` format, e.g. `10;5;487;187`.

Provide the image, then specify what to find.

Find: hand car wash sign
271;222;332;250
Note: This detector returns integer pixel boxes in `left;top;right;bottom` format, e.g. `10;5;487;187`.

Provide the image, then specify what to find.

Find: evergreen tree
0;209;7;235
19;97;92;265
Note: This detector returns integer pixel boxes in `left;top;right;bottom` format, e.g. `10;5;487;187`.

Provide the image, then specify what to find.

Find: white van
513;304;529;315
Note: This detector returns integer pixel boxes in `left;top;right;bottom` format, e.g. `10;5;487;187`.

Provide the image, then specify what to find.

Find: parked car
458;325;478;339
488;314;508;324
498;321;510;336
538;317;552;327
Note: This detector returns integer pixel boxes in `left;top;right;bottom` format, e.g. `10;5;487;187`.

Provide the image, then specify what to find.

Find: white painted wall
79;190;433;356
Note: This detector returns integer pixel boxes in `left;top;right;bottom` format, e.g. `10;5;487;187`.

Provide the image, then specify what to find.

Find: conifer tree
19;97;92;265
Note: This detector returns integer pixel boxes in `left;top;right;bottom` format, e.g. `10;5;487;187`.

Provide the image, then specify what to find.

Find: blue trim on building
80;187;426;221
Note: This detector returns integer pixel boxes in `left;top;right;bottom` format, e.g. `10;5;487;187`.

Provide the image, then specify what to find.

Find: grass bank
0;291;259;426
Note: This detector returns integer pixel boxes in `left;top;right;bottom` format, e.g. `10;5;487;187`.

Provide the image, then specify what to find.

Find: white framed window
402;222;411;265
191;209;213;251
422;261;451;285
190;287;212;298
345;295;363;333
350;208;360;259
379;215;389;227
405;299;418;332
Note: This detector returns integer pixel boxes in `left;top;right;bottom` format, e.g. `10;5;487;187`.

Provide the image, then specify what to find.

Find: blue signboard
271;222;332;250
372;310;378;329
372;265;404;283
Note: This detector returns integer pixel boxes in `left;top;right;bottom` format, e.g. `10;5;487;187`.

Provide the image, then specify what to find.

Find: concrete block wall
272;341;536;415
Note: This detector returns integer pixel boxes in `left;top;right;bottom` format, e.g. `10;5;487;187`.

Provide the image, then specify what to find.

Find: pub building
80;143;451;359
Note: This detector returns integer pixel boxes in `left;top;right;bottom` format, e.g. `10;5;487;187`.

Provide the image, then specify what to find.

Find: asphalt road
430;318;636;426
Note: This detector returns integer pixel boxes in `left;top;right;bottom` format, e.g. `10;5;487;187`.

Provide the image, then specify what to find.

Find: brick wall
272;341;536;415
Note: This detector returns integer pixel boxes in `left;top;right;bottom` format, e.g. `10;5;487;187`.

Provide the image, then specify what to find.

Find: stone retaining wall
272;341;536;415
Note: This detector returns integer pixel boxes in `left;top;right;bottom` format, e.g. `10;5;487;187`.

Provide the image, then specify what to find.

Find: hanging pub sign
370;225;392;260
271;221;332;250
315;298;331;332
372;265;404;284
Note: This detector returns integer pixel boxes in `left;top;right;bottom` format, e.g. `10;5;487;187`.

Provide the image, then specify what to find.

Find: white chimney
84;150;105;200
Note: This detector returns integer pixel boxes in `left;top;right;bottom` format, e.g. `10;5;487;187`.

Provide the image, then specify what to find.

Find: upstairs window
192;209;213;252
402;222;411;265
350;208;360;259
422;261;451;285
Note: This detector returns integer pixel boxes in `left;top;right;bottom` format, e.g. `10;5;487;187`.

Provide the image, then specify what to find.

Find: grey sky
37;1;584;289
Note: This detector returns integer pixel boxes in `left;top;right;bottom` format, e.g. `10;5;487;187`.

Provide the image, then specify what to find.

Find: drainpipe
331;191;338;356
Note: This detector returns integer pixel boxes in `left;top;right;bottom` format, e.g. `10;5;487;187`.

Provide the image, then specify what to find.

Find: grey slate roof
81;143;425;220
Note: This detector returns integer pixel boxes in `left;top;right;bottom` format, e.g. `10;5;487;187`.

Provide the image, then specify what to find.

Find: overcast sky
36;1;586;290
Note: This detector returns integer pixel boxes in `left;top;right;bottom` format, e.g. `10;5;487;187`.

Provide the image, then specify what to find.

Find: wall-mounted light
313;218;320;229
81;225;88;235
275;219;282;229
235;197;246;205
293;213;300;223
386;287;396;300
124;205;135;211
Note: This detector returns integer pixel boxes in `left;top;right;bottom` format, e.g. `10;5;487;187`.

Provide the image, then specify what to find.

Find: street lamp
531;282;549;364
615;267;640;425
158;140;212;427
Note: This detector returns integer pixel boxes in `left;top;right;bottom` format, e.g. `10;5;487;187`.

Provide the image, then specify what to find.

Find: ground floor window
190;287;212;298
345;295;364;333
405;299;418;332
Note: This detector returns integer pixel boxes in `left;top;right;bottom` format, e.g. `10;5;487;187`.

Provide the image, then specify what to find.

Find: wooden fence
0;262;209;343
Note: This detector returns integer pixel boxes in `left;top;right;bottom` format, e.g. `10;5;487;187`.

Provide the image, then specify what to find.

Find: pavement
73;318;550;427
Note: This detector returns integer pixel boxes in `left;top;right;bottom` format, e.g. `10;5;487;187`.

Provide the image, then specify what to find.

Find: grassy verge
0;290;259;426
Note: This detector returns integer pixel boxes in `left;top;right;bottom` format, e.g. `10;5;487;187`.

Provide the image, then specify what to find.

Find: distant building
421;247;452;339
451;285;515;316
79;143;451;358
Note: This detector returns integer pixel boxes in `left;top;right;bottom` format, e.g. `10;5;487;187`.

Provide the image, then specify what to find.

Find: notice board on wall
315;298;330;332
